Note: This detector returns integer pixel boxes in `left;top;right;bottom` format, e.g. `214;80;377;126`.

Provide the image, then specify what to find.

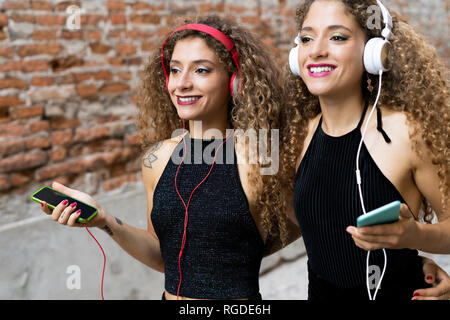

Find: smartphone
356;200;400;228
31;186;98;223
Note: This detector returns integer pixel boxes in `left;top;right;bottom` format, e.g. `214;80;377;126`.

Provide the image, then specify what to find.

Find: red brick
93;70;113;81
31;0;53;11
11;172;31;187
107;0;126;11
0;123;28;138
81;14;107;26
60;30;83;40
0;174;11;191
0;47;13;59
55;1;82;12
87;31;102;41
130;14;160;24
0;14;9;27
99;83;129;94
29;120;50;133
73;127;110;143
0;139;26;157
0;95;24;108
48;147;67;162
0;30;7;41
90;42;111;54
35;161;72;181
32;29;58;41
0;78;28;90
1;1;30;10
117;71;132;81
10;105;44;119
51;130;73;146
0;151;48;173
110;14;126;25
0;60;50;73
76;84;98;99
10;13;35;24
49;117;79;130
102;173;137;191
25;135;51;150
31;76;54;86
116;43;137;56
17;43;62;58
36;14;66;26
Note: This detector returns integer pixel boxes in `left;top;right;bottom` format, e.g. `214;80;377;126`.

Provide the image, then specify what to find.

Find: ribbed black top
294;103;423;291
151;135;264;299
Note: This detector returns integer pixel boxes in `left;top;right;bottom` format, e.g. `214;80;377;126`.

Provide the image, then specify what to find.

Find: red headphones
160;23;241;97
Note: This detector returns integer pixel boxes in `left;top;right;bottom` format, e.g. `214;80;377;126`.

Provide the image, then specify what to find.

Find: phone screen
32;187;97;222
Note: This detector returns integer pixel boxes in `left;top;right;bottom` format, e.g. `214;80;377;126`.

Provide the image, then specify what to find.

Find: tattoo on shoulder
143;141;163;169
115;217;123;226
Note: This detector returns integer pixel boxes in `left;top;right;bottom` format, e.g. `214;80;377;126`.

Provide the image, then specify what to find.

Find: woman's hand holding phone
346;203;420;250
40;181;107;228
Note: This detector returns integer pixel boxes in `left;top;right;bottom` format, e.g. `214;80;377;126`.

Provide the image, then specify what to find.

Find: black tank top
151;136;264;299
294;103;426;298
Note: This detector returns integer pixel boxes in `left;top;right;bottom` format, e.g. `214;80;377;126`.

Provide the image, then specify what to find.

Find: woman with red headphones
41;15;299;300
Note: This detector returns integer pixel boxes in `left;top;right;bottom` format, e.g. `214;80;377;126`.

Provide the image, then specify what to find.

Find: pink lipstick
307;63;337;78
176;96;202;106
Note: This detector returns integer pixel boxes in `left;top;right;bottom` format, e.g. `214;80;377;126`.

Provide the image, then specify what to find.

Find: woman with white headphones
282;0;450;300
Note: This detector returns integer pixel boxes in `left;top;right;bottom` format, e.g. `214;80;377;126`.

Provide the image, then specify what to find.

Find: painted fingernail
62;199;68;205
41;201;45;207
75;209;81;215
70;202;77;208
426;276;433;281
413;292;420;297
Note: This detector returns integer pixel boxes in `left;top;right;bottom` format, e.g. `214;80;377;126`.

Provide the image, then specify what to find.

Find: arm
346;127;450;253
41;142;167;272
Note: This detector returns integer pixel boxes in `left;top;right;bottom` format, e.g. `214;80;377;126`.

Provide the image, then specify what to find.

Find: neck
318;91;365;136
187;119;230;140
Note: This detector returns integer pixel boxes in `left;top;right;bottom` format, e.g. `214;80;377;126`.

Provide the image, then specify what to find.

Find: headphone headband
161;23;241;94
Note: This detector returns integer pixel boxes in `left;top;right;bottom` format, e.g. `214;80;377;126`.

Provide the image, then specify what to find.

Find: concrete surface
0;184;448;300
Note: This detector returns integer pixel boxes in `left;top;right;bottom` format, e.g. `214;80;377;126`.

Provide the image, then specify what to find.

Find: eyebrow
301;25;353;33
170;59;215;65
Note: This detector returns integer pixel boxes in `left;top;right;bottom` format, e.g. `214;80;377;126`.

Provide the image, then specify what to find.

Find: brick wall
0;0;448;219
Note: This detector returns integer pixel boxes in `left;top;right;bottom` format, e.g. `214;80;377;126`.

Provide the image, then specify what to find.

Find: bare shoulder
378;108;412;142
142;133;186;191
379;108;431;164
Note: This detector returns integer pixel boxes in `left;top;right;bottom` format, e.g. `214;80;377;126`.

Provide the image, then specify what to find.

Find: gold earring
367;74;374;93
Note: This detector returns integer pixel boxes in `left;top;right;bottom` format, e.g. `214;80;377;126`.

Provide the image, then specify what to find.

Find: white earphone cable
356;70;386;300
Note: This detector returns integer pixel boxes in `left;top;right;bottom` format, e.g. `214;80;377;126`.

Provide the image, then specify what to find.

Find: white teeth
310;66;334;73
179;97;200;102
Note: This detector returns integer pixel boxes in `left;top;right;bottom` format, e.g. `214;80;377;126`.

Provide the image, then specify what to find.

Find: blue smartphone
356;201;400;228
31;186;98;223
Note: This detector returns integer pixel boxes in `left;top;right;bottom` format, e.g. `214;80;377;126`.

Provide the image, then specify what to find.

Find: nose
309;36;328;59
173;70;193;92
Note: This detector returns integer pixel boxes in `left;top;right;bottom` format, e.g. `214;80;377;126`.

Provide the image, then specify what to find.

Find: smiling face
298;0;367;98
167;36;231;124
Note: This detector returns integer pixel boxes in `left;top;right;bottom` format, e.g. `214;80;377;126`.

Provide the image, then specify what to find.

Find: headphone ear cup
230;73;239;97
289;46;301;76
364;37;392;75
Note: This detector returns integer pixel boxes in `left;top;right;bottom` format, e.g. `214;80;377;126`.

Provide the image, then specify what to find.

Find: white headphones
289;0;394;76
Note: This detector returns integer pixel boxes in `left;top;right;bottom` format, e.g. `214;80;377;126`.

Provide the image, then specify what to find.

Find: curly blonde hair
281;0;449;223
136;15;291;246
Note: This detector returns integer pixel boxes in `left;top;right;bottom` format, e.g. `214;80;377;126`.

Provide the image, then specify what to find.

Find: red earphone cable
174;120;234;299
83;223;106;300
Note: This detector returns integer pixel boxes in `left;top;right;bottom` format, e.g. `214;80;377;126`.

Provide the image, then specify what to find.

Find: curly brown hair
281;0;449;223
136;15;291;246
